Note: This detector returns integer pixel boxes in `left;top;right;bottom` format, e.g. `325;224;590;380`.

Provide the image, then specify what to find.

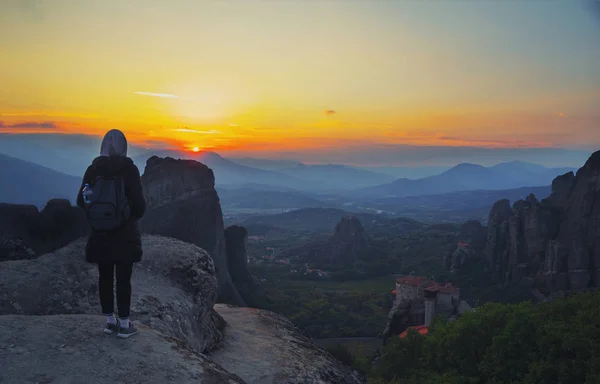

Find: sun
192;147;200;152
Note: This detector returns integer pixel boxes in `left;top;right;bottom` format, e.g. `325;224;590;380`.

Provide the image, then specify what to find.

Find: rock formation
224;225;253;288
381;300;412;344
330;216;370;266
279;215;371;269
484;199;513;281
140;156;246;305
0;199;88;261
446;220;487;271
483;150;600;293
0;235;365;384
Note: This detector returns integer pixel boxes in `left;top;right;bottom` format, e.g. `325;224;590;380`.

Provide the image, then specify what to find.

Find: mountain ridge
0;153;80;207
355;161;576;198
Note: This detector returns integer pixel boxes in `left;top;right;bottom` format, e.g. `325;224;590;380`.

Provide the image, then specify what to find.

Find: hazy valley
0;149;569;223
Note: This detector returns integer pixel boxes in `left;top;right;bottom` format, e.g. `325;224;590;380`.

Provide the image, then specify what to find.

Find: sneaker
103;320;119;335
117;322;138;339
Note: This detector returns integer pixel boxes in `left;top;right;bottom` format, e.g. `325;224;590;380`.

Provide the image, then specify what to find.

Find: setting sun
192;147;200;152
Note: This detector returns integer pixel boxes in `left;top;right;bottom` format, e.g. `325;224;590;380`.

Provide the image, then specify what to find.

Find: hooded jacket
76;130;146;264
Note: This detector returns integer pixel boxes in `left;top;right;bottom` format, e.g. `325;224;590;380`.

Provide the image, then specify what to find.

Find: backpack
83;175;131;232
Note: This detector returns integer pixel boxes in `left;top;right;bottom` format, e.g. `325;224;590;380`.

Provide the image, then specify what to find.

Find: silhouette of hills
354;161;575;198
0;153;80;207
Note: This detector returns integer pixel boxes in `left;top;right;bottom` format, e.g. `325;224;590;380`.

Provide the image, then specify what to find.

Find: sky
0;0;599;166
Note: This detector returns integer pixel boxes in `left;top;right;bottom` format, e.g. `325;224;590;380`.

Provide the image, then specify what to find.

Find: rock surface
0;199;88;261
484;150;600;293
0;314;244;384
140;156;246;305
211;304;365;384
0;235;364;383
0;235;225;354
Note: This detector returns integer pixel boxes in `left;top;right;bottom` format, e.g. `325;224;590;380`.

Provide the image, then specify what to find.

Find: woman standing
77;129;146;338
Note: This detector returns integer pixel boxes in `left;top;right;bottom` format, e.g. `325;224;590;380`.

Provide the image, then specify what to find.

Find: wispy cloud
0;121;58;129
0;112;101;119
134;92;179;99
170;128;220;134
325;109;336;116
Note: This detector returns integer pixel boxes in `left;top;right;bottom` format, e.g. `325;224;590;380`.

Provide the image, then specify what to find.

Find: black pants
98;263;134;319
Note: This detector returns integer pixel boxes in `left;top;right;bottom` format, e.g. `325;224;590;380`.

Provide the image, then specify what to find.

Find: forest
341;291;600;384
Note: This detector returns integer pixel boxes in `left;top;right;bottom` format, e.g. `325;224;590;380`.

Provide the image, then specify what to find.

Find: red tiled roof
399;325;429;338
396;276;459;294
395;276;426;287
424;282;459;295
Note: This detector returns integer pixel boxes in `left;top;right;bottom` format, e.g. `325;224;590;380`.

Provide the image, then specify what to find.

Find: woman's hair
100;129;128;157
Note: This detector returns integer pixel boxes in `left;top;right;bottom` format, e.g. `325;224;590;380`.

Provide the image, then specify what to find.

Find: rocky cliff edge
0;235;364;384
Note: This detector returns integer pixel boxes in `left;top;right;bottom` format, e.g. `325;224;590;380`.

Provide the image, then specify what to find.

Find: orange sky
1;0;599;154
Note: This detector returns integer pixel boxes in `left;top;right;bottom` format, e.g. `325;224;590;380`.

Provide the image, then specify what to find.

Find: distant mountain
358;165;452;179
132;150;307;189
0;153;80;207
489;161;576;186
361;185;553;224
223;157;450;182
355;161;575;198
225;157;302;171
277;163;394;189
133;151;393;191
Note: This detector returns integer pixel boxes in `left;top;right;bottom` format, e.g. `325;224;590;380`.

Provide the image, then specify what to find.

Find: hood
100;129;128;157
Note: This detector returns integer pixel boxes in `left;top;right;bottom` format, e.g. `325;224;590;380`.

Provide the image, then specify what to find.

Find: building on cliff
393;275;471;327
